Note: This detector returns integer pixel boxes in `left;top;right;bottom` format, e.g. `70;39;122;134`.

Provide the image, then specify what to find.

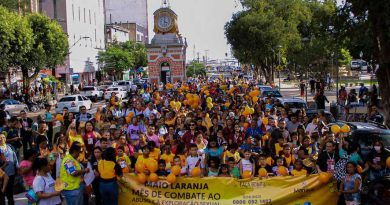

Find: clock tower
147;1;187;84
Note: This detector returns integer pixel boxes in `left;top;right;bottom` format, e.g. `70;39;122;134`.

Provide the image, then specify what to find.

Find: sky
147;0;241;61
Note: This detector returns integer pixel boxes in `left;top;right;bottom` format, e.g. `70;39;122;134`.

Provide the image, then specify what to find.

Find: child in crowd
281;144;295;170
161;144;175;168
172;155;187;176
272;157;289;176
222;143;240;164
148;141;161;161
239;149;255;178
218;164;230;177
340;162;361;205
185;144;205;177
257;154;272;175
228;157;240;178
207;157;220;177
135;145;155;174
19;149;37;190
291;159;307;176
116;146;132;173
274;136;285;157
156;160;169;176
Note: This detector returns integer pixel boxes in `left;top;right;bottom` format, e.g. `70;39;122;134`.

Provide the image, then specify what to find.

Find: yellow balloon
167;173;177;184
206;97;212;103
170;101;176;108
207;102;213;109
331;124;341;134
175;102;182;109
340;124;350;133
252;96;259;103
250;108;255;114
262;118;269;125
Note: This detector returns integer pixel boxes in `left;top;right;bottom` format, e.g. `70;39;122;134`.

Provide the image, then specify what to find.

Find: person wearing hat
60;143;90;205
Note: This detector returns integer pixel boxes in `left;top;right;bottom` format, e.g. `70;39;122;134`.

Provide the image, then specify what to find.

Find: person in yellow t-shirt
281;144;295;169
291;159;308;176
116;146;132;173
222;143;240;164
148;141;161;161
160;145;175;168
274;136;285;157
67;124;86;162
135;145;156;174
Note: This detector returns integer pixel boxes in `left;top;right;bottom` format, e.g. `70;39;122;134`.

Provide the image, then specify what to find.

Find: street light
302;37;310;102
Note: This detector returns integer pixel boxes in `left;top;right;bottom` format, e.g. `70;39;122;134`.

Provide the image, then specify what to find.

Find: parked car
279;98;308;113
80;86;104;102
328;121;390;160
104;87;128;100
257;85;273;91
260;89;283;99
114;81;132;92
306;109;336;124
0;99;28;116
351;60;368;71
55;95;92;113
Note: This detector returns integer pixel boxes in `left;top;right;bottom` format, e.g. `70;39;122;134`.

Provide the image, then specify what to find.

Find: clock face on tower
158;15;172;29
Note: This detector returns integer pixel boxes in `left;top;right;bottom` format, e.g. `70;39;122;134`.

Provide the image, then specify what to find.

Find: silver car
0;99;28;116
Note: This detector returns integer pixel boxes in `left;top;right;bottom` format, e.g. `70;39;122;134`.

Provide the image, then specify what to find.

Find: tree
0;6;33;71
19;13;68;94
98;41;147;80
186;61;206;77
345;0;390;127
225;0;310;83
338;48;352;67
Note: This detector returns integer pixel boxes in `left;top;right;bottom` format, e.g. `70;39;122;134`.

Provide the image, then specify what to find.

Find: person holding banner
186;144;205;177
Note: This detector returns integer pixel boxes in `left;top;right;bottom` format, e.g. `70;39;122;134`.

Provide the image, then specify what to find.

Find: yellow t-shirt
136;155;155;168
284;154;295;167
149;148;161;161
116;155;131;173
291;169;307;176
275;144;283;157
161;153;175;165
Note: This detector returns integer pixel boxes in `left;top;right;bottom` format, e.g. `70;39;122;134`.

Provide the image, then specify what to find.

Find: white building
104;0;149;43
39;0;105;85
106;24;130;44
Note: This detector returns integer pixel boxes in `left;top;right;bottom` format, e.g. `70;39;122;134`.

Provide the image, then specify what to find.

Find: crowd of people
0;78;388;205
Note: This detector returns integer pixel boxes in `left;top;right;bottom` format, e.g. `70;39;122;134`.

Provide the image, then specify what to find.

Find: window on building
72;4;74;20
84;8;86;23
89;10;91;24
95;29;97;42
78;7;80;21
94;12;96;25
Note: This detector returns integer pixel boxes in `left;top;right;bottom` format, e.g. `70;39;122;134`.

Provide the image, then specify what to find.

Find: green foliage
225;0;311;81
22;13;69;72
186;61;206;77
0;6;33;70
98;41;147;77
338;48;352;66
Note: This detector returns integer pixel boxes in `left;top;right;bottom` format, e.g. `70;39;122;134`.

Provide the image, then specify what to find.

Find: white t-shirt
33;174;61;205
241;159;253;172
185;156;204;176
306;122;317;136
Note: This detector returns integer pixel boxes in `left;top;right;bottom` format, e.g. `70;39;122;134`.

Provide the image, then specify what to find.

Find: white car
114;81;132;92
80;86;104;102
104;87;128;100
55;95;92;113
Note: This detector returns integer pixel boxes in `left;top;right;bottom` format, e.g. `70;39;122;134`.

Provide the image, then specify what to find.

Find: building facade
104;0;149;44
147;6;187;84
39;0;105;85
106;24;130;44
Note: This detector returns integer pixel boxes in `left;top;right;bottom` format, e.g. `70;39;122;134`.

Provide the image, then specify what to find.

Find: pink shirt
147;134;160;148
20;160;34;186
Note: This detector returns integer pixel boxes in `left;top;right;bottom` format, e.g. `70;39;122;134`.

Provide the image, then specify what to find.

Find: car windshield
352;62;359;65
263;90;282;97
59;97;76;102
117;82;128;85
284;102;306;109
82;87;94;91
107;88;118;91
361;62;368;66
